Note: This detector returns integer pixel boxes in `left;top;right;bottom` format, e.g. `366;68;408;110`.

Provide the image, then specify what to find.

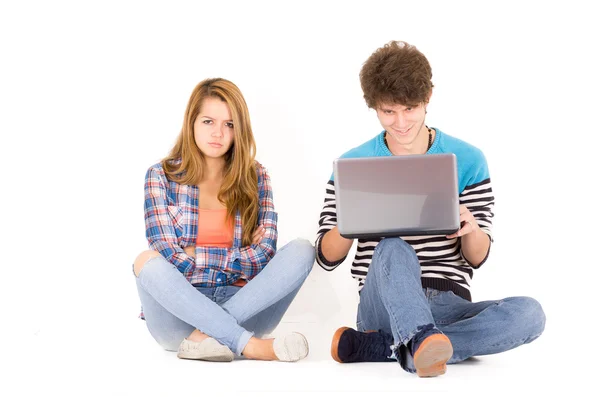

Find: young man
315;41;545;377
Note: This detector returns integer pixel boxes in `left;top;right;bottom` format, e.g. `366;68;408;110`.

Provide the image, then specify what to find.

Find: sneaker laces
355;330;394;360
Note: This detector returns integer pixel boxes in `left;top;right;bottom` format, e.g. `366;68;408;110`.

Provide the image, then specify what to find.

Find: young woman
134;78;314;362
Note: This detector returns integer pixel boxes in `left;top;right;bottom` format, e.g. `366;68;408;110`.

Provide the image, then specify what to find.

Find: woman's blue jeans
134;238;315;356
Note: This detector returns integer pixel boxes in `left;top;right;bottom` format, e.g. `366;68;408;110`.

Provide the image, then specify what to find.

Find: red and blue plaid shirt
144;161;278;287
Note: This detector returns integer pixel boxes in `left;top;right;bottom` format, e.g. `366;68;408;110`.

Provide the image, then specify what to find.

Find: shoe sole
273;332;309;362
331;327;350;363
176;351;234;362
413;334;453;377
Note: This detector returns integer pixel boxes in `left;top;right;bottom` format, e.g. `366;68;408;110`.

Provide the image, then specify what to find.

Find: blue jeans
357;238;546;373
134;238;315;356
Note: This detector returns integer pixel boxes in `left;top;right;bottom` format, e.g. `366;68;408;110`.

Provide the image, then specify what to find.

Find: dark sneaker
331;326;396;363
412;330;453;377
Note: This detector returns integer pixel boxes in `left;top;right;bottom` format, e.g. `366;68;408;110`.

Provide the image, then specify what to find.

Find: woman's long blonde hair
162;78;258;245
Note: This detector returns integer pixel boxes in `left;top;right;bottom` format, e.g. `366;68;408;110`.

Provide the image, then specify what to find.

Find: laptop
333;153;460;239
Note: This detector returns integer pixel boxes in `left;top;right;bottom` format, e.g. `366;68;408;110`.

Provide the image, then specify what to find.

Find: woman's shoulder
253;160;273;189
145;159;185;180
253;160;269;177
145;161;166;179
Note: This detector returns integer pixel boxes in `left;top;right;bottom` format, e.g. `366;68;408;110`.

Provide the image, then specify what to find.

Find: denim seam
370;248;410;353
379;256;416;346
450;332;542;363
235;329;254;356
488;332;543;349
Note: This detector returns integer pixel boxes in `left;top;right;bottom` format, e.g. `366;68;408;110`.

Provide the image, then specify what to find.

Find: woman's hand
183;245;196;258
252;225;266;245
446;205;479;239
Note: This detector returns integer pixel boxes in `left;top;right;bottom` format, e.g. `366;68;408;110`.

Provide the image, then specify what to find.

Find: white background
1;0;598;396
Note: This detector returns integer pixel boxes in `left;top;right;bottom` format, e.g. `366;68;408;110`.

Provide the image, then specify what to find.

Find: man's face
376;102;427;147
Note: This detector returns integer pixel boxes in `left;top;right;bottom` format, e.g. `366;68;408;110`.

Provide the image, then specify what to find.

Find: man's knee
133;250;161;277
376;238;416;257
504;296;546;340
372;238;418;271
519;297;546;336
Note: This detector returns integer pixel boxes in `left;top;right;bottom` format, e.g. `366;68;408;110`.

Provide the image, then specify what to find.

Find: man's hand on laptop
446;205;478;239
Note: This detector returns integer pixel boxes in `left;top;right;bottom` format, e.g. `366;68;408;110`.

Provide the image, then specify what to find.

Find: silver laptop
333;154;460;238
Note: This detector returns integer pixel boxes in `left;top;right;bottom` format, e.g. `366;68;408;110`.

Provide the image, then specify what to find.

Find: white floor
5;264;589;397
6;318;580;397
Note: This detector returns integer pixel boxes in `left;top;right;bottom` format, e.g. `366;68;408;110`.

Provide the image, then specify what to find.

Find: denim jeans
134;238;315;356
356;238;546;373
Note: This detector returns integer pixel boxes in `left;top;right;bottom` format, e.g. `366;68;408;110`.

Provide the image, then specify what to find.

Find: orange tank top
196;208;234;248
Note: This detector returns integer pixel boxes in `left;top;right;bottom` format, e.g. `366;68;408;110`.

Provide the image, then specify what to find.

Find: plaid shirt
144;161;278;287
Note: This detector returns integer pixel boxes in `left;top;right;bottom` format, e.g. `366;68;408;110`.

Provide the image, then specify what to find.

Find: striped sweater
315;129;495;301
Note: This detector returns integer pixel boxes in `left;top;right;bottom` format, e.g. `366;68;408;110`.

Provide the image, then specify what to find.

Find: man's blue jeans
134;238;315;356
357;238;546;373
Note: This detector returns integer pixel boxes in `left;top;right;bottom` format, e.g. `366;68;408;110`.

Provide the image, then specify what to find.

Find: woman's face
193;97;234;159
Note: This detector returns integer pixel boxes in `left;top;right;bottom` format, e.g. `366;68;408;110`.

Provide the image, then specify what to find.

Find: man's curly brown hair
360;41;433;109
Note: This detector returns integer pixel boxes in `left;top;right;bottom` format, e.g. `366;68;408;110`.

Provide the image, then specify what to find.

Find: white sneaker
273;332;309;362
177;337;234;362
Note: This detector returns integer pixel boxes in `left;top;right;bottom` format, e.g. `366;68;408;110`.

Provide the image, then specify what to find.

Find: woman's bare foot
242;333;309;362
242;337;278;360
186;329;210;343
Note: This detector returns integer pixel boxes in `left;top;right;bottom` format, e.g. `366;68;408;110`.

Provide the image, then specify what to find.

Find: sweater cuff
315;234;346;270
